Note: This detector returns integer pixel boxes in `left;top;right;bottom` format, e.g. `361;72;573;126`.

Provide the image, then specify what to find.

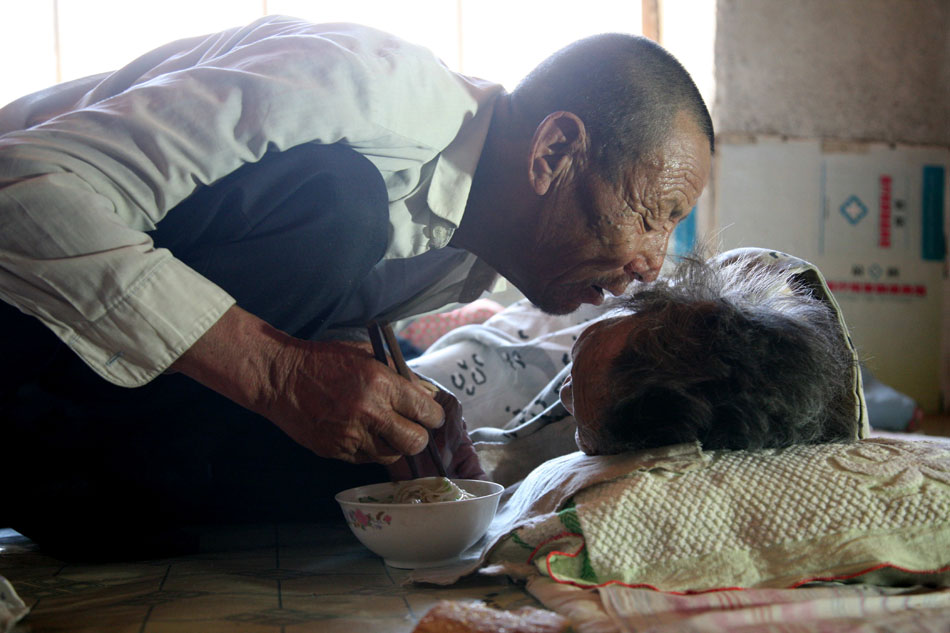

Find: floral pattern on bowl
336;478;504;568
348;509;392;531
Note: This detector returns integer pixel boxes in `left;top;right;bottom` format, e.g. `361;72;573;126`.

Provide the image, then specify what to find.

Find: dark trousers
1;143;390;558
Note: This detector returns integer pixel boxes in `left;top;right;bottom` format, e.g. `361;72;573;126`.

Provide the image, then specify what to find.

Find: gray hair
594;253;858;453
511;33;714;184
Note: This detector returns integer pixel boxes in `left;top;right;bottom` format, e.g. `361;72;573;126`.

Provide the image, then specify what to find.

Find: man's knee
152;143;391;335
287;143;390;274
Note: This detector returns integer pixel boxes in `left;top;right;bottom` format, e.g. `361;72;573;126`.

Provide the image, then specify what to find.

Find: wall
715;0;950;144
709;0;950;412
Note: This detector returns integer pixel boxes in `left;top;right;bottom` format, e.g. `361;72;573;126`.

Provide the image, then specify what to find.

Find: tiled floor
0;523;538;633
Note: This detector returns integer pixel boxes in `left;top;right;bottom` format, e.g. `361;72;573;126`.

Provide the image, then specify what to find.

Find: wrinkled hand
262;338;448;464
171;306;446;466
387;376;486;481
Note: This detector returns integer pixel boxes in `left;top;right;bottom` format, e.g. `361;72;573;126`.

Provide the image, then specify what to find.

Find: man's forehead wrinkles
619;160;700;224
624;192;656;221
658;163;698;185
621;166;650;194
656;169;704;211
680;161;707;187
618;178;649;217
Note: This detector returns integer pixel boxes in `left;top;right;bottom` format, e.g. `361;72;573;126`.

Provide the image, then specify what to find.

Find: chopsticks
367;321;447;479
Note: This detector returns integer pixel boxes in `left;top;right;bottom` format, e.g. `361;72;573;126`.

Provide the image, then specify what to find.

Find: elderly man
0;16;711;554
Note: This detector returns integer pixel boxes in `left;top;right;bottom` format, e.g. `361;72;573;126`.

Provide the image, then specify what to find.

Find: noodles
393;477;476;504
359;478;477;504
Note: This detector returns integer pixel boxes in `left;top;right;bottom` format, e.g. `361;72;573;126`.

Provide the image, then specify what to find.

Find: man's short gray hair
512;33;714;184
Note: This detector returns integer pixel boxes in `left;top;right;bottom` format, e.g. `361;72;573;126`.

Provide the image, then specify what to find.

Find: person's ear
528;111;587;196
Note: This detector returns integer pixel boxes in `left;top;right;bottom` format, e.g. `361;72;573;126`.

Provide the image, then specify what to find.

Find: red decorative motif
827;280;926;297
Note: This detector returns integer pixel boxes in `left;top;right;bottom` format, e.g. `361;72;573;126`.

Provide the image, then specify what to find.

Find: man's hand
387;379;486;481
170;305;445;464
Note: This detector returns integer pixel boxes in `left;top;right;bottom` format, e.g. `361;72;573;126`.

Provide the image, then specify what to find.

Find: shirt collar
425;81;503;229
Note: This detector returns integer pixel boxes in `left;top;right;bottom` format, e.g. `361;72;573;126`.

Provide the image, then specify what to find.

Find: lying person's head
559;250;861;455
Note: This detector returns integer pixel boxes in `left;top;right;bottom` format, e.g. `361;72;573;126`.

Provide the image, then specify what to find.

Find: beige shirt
0;16;504;387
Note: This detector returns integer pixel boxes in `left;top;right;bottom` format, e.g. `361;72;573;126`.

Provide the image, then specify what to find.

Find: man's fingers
415;379;440;396
375;455;402;465
329;427;406;465
262;341;451;466
377;413;430;456
393;379;445;430
366;435;406;465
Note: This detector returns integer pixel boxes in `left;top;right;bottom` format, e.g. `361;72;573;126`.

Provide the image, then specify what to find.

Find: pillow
484;437;950;593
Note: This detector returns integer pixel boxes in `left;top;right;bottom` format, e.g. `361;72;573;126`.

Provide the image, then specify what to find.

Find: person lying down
406;248;867;485
562;248;861;455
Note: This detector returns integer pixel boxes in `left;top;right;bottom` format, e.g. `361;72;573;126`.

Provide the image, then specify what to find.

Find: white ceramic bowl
335;477;504;569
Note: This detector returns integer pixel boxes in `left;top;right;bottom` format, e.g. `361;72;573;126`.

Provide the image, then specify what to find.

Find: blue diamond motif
840;195;868;225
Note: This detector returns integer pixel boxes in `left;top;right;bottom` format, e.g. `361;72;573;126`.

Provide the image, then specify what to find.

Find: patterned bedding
528;574;950;633
405;295;950;631
407;436;950;632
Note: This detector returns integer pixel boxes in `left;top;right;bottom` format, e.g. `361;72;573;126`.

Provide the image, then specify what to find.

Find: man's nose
625;231;671;283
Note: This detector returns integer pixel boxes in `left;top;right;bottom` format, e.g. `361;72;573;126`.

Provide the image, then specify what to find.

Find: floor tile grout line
382;561;395;585
140;563;169;633
158;563;172;590
403;595;417;621
383;559;419;623
137;606;154;633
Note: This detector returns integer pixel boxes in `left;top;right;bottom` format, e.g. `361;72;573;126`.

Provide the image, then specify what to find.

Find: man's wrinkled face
520;113;711;315
559;314;641;454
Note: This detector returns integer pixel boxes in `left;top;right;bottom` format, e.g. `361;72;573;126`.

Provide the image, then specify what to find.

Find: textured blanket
490;437;950;592
527;575;950;633
413;437;950;593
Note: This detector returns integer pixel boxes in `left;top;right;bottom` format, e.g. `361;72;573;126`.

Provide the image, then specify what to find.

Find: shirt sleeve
0;16;477;387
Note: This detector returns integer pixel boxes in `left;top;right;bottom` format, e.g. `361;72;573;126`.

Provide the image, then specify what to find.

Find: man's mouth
587;284;605;305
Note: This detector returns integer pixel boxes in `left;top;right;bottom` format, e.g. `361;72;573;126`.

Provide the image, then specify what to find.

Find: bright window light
0;2;57;107
1;0;642;108
55;0;264;82
270;0;641;89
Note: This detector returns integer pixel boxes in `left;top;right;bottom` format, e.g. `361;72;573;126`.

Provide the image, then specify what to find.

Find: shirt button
430;225;451;248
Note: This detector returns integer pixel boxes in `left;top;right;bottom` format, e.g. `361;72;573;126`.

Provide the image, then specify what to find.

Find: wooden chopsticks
367;321;447;479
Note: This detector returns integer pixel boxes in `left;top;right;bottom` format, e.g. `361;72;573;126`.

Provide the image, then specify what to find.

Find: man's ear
528;111;587;196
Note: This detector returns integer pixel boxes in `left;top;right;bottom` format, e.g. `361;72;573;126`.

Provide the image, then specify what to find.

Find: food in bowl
336;477;504;568
359;477;476;504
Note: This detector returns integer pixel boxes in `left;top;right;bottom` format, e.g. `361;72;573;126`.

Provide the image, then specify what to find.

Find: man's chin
525;296;580;316
526;287;601;315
